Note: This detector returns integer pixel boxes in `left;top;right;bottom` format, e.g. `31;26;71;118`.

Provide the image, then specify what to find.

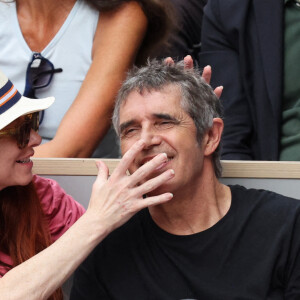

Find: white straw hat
0;69;55;130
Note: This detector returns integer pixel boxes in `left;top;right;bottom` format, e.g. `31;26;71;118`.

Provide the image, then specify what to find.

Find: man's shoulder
230;184;299;200
230;184;300;217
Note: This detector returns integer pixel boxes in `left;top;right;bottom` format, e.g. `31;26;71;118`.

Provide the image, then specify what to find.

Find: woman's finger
134;192;173;211
202;66;223;98
214;86;223;99
202;65;212;84
112;140;145;178
133;168;175;196
94;161;109;185
164;57;175;65
128;153;169;187
183;55;193;69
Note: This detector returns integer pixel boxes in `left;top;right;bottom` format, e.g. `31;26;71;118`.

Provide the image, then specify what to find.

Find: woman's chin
16;173;33;187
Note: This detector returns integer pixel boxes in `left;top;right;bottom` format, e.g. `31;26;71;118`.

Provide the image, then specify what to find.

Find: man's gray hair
112;59;224;177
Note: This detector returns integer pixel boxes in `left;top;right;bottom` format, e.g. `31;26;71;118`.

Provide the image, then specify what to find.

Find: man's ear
203;118;224;156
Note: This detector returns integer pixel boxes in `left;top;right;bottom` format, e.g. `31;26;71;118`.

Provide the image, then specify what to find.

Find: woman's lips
16;151;34;164
16;158;31;164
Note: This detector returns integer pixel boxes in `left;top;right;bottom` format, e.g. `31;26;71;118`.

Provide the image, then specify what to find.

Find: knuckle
121;201;132;213
119;179;130;192
145;182;155;192
128;202;138;214
124;188;135;200
136;168;147;179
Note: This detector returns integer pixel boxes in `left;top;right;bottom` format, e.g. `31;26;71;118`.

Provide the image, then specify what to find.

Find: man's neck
149;172;231;236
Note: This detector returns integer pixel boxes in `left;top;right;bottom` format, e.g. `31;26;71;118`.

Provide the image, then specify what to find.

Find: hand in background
165;55;223;98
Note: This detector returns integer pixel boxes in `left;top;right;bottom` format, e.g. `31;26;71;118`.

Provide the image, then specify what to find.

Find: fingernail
166;193;173;200
169;169;175;175
160;153;167;160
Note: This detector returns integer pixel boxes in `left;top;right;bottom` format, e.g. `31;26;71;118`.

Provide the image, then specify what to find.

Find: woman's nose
28;129;42;147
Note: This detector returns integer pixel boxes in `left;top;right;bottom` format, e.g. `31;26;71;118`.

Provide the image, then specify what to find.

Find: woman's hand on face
87;140;174;233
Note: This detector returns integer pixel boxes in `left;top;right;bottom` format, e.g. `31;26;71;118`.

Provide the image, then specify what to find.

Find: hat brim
0;95;55;130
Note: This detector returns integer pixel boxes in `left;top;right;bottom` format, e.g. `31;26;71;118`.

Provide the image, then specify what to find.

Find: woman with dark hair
0;70;174;300
0;0;172;158
157;0;207;64
86;0;173;63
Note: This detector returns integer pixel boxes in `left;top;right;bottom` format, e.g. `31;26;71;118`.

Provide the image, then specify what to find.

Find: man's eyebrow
119;114;179;133
119;120;136;134
153;113;179;122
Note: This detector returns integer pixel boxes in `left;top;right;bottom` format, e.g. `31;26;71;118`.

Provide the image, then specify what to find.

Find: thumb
95;160;109;184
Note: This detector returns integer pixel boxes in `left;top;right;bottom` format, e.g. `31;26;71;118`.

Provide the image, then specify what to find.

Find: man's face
119;86;206;196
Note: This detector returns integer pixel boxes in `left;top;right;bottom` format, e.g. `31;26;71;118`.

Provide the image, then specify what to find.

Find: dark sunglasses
24;53;62;123
0;112;39;149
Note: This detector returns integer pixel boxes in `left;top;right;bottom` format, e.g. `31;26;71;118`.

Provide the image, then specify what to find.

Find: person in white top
0;0;172;158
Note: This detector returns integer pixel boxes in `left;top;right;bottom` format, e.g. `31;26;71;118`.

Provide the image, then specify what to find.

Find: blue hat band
0;80;22;115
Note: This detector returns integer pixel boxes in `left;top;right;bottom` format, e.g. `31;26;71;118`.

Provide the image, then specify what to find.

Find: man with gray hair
71;60;300;299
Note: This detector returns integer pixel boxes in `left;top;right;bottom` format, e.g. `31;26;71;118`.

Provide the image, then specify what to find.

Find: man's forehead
118;88;189;135
120;85;182;111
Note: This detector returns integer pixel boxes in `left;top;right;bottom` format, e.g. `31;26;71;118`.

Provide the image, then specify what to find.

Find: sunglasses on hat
0;112;39;149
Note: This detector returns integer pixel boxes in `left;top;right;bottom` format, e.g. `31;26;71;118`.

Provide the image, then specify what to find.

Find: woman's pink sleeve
33;175;86;242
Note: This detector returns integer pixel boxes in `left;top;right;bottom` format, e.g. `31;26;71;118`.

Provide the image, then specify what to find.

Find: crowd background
2;0;298;161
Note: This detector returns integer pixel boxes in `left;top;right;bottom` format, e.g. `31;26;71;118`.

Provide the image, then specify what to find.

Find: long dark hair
0;182;63;300
85;0;175;64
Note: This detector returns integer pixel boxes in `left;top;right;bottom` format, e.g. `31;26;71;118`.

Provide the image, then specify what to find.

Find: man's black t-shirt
71;185;300;299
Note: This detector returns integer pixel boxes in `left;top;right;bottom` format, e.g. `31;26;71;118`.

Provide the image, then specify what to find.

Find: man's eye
156;121;174;129
121;128;138;138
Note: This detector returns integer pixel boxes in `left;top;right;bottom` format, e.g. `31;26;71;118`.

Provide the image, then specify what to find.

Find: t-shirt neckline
144;185;237;242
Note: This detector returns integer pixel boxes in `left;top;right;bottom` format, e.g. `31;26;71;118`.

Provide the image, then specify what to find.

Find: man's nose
141;128;162;149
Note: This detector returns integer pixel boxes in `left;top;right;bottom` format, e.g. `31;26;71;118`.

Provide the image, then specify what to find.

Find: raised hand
164;55;223;98
201;65;223;99
87;140;174;232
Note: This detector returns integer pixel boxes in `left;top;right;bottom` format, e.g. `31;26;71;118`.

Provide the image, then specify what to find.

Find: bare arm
0;140;174;299
34;2;148;157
